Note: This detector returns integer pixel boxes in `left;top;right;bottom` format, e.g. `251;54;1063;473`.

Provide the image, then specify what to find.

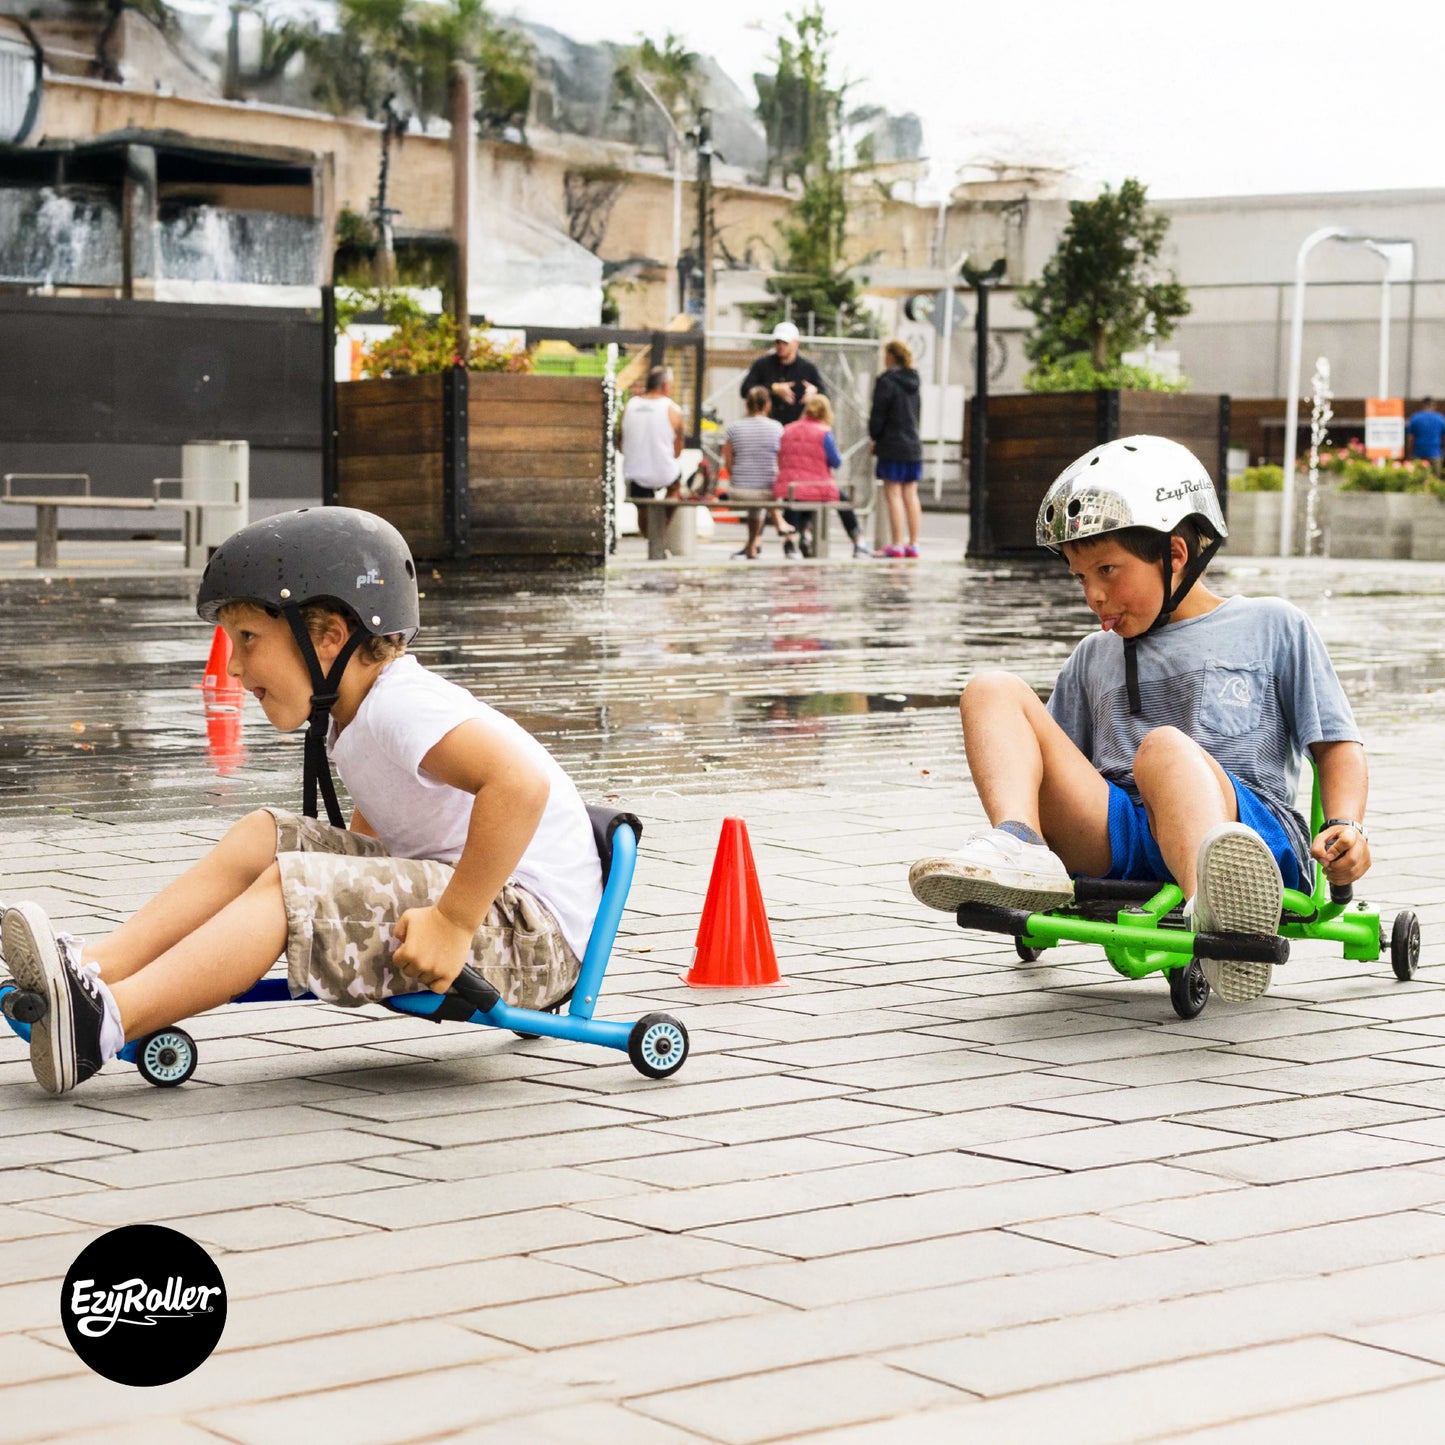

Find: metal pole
449;62;475;363
629;73;685;320
1378;272;1391;399
966;280;990;559
934;283;954;503
1280;226;1354;556
671;145;683;318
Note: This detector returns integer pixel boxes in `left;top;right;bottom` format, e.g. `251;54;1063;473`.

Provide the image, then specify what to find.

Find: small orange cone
202;626;233;691
683;817;783;987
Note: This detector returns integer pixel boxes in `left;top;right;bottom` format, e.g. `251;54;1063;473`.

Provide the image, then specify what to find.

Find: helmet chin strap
1121;531;1223;716
281;606;364;827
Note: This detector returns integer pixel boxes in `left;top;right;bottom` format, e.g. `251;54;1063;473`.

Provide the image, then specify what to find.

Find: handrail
2;472;90;499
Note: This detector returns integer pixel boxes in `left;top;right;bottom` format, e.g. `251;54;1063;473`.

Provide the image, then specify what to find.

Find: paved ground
4;521;1445;1441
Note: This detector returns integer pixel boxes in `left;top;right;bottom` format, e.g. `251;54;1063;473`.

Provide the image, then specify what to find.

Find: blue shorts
1105;773;1303;892
877;460;924;483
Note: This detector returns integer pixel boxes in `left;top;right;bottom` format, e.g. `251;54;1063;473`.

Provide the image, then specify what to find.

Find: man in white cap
739;320;826;426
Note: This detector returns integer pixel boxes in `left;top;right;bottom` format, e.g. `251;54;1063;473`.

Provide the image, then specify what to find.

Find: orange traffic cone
683;817;783;987
201;626;233;691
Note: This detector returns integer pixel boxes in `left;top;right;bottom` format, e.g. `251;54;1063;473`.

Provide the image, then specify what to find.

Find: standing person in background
1406;398;1445;476
620;366;685;540
740;321;826;427
775;394;870;559
869;339;925;558
723;387;797;561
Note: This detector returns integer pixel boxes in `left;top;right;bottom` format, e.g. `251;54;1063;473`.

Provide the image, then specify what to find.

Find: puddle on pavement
1;559;1443;822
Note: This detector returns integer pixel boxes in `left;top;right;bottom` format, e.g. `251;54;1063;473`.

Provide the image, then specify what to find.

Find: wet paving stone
1;556;1443;824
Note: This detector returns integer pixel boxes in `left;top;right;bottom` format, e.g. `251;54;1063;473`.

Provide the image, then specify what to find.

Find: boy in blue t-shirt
910;435;1370;1004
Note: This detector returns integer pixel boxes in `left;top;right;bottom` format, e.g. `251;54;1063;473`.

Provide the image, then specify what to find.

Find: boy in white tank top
3;508;604;1095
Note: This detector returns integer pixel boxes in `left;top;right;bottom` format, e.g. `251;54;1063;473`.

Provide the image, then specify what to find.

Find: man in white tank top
621;365;684;500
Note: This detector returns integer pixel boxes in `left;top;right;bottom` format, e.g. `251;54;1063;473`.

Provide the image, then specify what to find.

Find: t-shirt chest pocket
1201;663;1267;737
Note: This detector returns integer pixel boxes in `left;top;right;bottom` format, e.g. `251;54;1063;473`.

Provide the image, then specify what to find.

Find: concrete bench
1;474;242;570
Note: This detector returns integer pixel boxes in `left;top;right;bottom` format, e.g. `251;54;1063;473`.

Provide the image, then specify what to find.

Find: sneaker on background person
909;824;1075;915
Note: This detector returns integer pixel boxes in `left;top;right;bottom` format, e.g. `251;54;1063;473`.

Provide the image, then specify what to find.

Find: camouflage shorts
266;809;580;1011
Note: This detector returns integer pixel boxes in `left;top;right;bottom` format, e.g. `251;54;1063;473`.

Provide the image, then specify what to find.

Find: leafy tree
1020;177;1190;373
753;2;835;187
612;31;702;133
261;0;532;278
746;4;870;337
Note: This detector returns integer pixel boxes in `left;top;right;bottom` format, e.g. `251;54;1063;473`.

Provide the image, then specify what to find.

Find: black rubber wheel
1391;910;1421;981
627;1013;690;1079
1168;959;1210;1020
135;1028;198;1088
512;1031;541;1041
1014;938;1043;963
1;987;47;1025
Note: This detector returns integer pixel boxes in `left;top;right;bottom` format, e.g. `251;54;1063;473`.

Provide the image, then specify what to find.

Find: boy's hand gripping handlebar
449;965;502;1015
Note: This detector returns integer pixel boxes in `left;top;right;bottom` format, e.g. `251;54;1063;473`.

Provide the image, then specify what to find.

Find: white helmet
1036;435;1227;552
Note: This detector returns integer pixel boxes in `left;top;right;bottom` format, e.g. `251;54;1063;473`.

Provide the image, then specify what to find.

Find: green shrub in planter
1337;458;1436;493
1023;355;1187;394
1231;465;1283;492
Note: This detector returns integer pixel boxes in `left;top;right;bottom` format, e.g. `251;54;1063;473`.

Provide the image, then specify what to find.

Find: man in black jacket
739;322;826;427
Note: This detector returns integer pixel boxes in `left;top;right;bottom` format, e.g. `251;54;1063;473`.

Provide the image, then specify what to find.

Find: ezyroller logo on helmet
1155;477;1212;503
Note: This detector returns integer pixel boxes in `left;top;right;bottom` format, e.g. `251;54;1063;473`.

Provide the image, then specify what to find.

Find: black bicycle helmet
197;507;421;825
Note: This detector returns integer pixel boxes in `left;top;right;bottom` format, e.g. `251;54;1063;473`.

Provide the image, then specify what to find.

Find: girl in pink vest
773;395;870;558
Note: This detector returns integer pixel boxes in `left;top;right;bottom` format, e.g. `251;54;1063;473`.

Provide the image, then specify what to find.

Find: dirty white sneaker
909;828;1074;914
1192;823;1283;1003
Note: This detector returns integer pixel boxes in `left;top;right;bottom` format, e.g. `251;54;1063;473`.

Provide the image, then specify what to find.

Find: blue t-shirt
1407;408;1445;460
1045;595;1360;877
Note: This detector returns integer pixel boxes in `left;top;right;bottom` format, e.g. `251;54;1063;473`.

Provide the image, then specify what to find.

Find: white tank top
621;394;681;489
328;656;603;959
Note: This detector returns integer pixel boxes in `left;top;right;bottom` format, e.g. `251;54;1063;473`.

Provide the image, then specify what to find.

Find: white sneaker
909;828;1074;914
1192;823;1283;1003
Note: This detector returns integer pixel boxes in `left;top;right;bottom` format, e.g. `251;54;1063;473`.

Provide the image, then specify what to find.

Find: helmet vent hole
1123;444;1137;452
1089;456;1100;466
405;560;415;578
1044;504;1055;523
1066;499;1082;517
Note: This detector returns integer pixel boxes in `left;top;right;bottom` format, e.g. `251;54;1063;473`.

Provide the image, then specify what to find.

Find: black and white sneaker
2;903;106;1094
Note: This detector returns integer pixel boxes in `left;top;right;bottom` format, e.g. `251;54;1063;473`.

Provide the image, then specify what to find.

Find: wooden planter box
335;371;605;565
971;391;1230;555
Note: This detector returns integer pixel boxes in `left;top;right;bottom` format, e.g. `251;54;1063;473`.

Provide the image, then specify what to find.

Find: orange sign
1366;397;1405;461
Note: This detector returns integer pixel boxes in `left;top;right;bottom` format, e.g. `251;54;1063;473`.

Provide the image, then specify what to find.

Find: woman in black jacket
868;339;924;557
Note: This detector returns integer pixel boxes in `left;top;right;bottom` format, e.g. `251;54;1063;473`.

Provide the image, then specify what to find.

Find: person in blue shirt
1406;398;1445;475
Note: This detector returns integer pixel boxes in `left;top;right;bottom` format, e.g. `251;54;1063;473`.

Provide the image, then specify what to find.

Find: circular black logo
61;1225;226;1386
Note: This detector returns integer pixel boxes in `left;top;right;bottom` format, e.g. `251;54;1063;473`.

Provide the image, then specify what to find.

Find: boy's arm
670;400;685;458
1307;739;1371;885
349;808;378;839
391;719;551;992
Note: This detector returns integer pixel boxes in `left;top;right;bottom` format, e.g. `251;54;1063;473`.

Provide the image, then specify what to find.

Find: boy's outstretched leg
3;863;287;1096
910;672;1112;914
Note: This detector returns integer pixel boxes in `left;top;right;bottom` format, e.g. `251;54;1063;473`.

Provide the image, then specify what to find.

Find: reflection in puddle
2;558;1444;820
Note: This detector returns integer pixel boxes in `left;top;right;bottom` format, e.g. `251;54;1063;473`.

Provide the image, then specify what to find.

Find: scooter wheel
1014;938;1042;963
627;1013;689;1079
1391;910;1421;981
1168;959;1210;1020
135;1028;198;1088
1;986;47;1025
511;1031;541;1041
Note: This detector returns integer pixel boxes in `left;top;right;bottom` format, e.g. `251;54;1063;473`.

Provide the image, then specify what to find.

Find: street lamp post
631;73;684;319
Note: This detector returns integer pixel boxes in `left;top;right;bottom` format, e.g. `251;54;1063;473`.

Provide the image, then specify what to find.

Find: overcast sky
505;0;1443;201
